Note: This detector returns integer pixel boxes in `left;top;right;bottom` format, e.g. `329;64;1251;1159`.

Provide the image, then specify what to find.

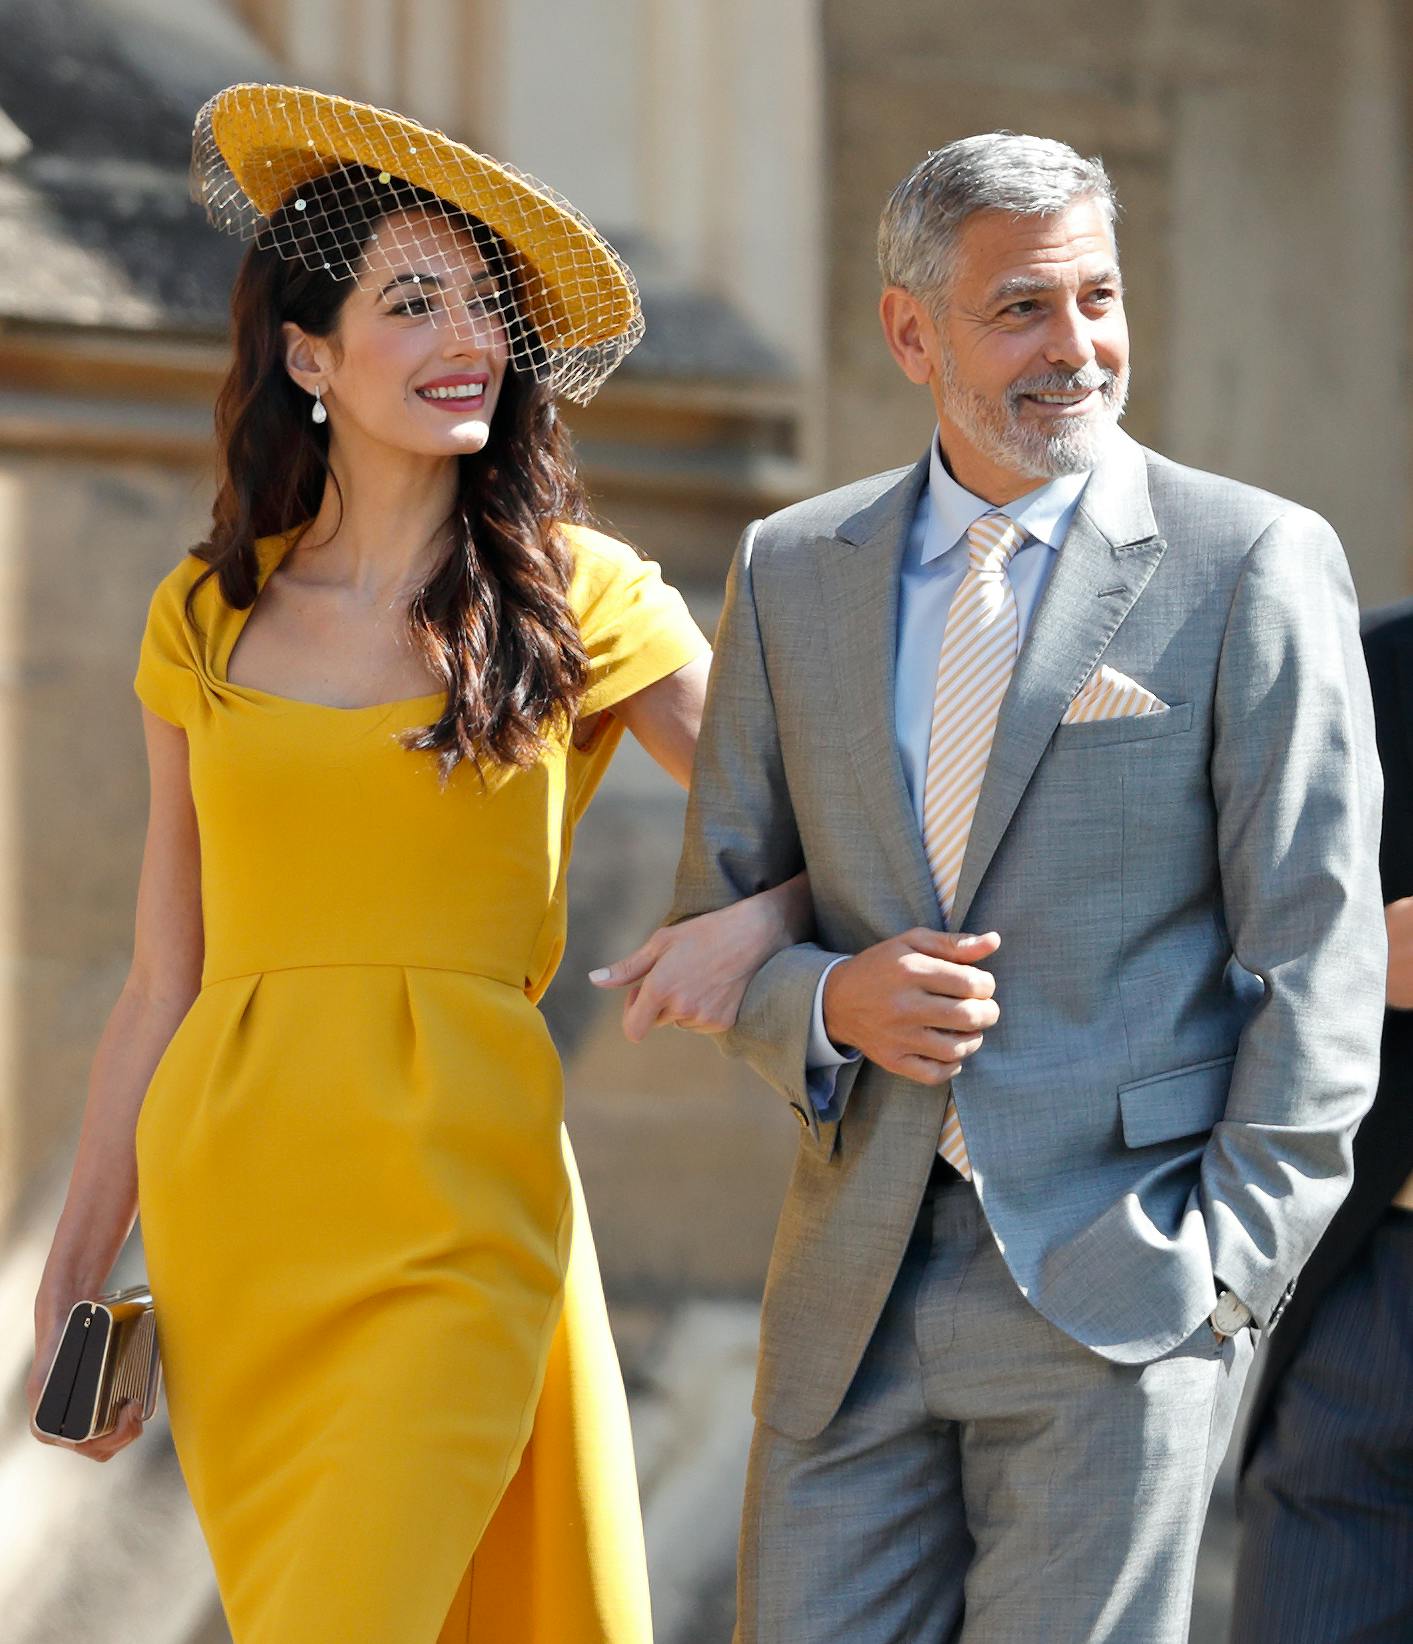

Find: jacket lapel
818;455;943;929
948;433;1167;932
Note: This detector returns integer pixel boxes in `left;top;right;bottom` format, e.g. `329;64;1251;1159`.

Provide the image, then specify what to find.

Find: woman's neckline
219;529;446;714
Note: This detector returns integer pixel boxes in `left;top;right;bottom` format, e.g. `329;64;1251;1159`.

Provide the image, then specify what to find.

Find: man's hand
1386;897;1413;1010
823;928;1000;1086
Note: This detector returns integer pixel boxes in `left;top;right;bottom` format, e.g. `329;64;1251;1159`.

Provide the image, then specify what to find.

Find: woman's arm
27;708;204;1461
604;652;711;790
588;654;815;1039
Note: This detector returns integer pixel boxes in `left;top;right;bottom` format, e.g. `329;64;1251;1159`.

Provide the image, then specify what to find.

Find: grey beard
940;359;1130;480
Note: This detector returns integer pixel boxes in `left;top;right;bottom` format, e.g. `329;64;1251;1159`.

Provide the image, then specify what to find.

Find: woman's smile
415;371;490;413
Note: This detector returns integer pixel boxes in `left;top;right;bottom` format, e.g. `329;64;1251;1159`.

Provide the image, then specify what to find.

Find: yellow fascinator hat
192;83;643;403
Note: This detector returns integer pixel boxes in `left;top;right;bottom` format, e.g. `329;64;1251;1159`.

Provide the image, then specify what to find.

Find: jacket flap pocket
1118;1053;1234;1148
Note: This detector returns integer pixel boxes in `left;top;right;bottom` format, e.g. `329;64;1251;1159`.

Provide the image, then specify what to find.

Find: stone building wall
823;0;1412;605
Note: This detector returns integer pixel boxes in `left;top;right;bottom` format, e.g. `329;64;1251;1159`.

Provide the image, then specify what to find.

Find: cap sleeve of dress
567;526;709;719
134;556;207;728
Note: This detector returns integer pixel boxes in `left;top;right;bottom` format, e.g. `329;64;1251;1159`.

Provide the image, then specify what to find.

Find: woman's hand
27;1296;147;1462
591;874;813;1041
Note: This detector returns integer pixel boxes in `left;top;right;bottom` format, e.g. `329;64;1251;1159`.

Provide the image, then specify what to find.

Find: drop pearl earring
311;386;327;425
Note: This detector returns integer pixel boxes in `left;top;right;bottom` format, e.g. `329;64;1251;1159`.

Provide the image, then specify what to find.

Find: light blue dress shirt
805;438;1092;1107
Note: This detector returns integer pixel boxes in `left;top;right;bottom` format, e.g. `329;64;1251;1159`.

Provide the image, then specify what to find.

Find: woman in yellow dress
26;86;809;1642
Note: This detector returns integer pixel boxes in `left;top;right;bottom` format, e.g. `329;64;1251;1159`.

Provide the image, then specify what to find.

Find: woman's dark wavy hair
190;162;592;778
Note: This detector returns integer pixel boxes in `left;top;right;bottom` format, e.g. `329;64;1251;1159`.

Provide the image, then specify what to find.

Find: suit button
790;1102;809;1130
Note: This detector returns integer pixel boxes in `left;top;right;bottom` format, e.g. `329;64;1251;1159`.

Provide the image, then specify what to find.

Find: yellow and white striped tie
921;511;1024;1180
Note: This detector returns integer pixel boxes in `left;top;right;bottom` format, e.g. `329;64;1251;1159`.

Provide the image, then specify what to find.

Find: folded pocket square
1062;663;1167;724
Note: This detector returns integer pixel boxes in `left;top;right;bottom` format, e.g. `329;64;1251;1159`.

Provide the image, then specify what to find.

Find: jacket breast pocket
1049;700;1194;751
1117;1053;1234;1148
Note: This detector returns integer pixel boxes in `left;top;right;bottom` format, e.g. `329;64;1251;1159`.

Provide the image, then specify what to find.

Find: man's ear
879;287;937;387
282;323;328;396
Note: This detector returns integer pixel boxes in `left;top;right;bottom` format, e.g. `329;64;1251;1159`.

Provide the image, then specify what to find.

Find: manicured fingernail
588;968;610;984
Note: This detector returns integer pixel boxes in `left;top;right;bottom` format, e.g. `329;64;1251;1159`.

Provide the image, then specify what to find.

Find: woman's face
287;207;512;457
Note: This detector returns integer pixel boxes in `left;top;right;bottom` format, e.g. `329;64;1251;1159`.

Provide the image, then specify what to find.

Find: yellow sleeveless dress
132;524;706;1644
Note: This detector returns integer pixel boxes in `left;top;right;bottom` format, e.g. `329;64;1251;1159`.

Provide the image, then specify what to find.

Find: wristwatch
1209;1288;1252;1340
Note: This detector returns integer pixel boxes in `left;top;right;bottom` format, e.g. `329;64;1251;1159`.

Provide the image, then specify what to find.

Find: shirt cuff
806;957;862;1113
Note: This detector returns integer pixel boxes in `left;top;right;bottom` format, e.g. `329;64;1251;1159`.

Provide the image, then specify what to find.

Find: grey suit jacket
672;430;1386;1442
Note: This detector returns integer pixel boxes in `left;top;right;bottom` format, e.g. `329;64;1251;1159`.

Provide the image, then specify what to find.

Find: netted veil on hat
192;83;644;404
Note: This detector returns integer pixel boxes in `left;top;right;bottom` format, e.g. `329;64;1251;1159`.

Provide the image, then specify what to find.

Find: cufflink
1266;1277;1297;1330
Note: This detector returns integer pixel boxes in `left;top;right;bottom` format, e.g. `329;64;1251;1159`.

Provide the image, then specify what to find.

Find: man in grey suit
667;134;1387;1642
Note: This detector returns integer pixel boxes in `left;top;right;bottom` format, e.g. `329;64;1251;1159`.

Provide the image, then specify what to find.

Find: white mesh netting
191;83;644;404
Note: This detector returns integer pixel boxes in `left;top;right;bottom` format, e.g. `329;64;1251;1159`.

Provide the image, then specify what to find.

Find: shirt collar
921;432;1092;565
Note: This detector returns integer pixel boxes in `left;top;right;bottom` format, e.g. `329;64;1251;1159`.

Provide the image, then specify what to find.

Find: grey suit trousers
736;1173;1253;1644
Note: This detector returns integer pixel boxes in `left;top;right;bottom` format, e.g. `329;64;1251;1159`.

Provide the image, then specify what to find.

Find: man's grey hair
878;132;1118;305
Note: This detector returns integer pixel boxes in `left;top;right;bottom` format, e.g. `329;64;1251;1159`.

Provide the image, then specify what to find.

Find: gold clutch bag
33;1284;161;1443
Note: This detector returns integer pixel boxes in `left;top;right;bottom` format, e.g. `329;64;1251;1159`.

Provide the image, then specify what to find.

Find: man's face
928;199;1129;487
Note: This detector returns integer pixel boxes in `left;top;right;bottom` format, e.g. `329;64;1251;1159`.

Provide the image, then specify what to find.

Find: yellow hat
193;83;643;402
